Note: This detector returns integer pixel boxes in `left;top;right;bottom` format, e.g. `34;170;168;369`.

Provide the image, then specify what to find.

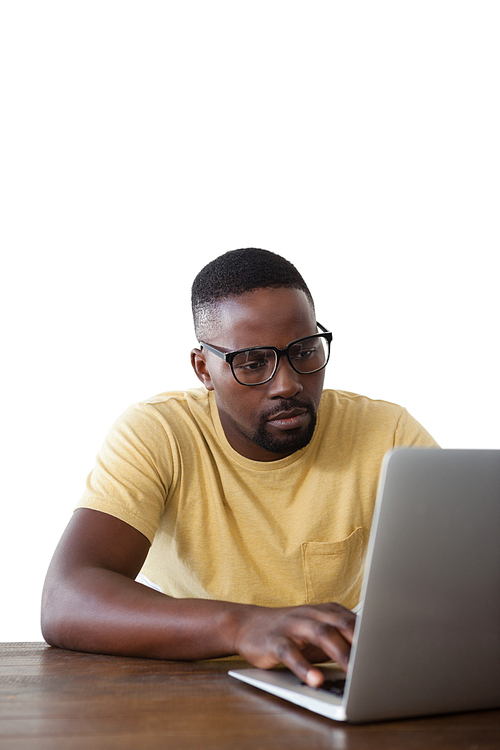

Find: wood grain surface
1;643;499;749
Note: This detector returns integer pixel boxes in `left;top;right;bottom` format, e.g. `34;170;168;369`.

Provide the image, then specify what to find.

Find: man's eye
235;359;268;371
291;348;316;361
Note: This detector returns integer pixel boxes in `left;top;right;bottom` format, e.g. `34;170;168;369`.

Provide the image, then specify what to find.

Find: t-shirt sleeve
76;403;173;543
394;408;440;448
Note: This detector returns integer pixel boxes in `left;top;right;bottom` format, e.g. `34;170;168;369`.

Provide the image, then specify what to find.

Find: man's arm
41;508;355;687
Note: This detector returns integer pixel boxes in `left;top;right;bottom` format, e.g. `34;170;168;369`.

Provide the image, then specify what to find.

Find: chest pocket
301;527;364;610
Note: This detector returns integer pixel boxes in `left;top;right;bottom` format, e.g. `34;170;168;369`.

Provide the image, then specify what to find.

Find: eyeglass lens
231;335;329;385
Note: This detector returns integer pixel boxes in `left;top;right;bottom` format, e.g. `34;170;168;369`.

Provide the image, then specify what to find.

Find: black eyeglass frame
199;322;332;386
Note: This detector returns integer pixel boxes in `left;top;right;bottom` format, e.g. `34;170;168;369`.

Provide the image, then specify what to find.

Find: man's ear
191;348;215;391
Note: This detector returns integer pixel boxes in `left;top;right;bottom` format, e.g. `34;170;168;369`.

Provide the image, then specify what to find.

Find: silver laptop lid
344;448;500;722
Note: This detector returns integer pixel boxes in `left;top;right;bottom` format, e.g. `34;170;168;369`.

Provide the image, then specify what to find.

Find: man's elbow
41;580;65;648
40;573;81;650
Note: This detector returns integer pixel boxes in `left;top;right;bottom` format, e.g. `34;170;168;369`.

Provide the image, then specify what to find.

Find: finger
283;615;352;671
274;620;351;683
309;622;351;670
300;604;356;644
273;638;325;687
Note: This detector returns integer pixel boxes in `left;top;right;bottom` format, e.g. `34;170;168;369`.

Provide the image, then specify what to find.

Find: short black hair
191;248;314;340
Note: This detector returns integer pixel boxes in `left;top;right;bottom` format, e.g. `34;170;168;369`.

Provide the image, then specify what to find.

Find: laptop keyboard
301;678;346;695
318;679;346;696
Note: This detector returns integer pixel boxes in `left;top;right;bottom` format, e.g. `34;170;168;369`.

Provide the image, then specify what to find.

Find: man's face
191;287;326;461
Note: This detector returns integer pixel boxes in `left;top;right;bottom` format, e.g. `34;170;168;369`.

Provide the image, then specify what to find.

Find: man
42;248;438;688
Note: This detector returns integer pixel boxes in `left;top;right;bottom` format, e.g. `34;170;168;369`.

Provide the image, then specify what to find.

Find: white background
1;2;499;642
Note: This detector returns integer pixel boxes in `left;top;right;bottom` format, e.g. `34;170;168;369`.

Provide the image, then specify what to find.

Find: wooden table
1;643;499;749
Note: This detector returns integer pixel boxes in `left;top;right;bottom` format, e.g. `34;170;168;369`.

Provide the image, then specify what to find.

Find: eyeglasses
199;323;332;386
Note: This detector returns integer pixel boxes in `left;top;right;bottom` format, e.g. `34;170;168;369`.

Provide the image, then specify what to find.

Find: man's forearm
42;566;246;660
41;509;356;687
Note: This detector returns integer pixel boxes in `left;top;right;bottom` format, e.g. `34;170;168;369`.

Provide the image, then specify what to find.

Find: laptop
229;448;500;723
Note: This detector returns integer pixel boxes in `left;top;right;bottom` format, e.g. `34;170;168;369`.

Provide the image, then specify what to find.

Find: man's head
191;248;315;342
190;249;328;462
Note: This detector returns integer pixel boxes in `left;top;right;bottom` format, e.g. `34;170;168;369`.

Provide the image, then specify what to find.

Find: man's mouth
266;408;310;431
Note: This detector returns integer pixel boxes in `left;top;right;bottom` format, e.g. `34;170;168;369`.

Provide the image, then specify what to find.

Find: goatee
251;400;317;455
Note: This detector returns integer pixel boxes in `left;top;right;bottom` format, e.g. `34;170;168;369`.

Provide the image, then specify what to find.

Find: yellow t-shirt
77;388;438;610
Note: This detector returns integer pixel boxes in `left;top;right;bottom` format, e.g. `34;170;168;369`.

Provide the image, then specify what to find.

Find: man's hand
232;603;356;687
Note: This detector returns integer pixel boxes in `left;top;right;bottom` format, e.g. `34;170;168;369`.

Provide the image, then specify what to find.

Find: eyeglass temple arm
198;341;228;360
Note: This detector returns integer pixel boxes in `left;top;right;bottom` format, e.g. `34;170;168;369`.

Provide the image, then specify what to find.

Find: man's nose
266;356;303;399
